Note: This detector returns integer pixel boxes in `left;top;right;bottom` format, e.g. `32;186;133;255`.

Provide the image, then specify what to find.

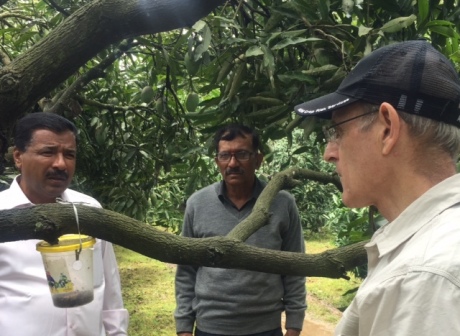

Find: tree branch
0;0;227;126
0;203;367;279
228;167;341;241
46;40;138;115
0;49;11;66
43;0;70;17
0;12;32;21
0;167;362;280
77;96;154;122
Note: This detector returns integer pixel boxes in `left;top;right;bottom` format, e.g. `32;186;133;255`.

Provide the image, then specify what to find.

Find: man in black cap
295;40;460;335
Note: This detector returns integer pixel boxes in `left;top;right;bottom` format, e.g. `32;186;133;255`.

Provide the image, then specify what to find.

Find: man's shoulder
0;187;16;209
274;189;296;204
189;182;219;200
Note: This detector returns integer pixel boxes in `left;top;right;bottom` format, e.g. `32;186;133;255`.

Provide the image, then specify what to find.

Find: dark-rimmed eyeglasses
322;110;378;142
216;150;254;162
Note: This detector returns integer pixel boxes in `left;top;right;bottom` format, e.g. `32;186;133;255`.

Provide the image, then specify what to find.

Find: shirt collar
9;175;69;207
217;177;264;202
368;174;460;257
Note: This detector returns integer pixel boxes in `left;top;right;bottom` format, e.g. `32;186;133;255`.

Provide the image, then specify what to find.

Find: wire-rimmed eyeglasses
216;150;254;162
322;109;378;142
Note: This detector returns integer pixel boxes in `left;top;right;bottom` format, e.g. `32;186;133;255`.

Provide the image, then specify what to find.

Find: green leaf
277;72;317;84
262;45;274;67
245;46;264;57
428;25;458;38
302;64;338;76
201;24;212;49
272;37;318;50
279;29;309;38
380;14;417;33
194;44;207;61
317;0;330;20
418;0;429;24
292;146;310;155
426;20;455;27
192;20;206;31
358;25;373;37
139;150;150;159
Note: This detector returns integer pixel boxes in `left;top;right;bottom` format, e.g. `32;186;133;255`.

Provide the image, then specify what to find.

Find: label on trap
44;258;74;294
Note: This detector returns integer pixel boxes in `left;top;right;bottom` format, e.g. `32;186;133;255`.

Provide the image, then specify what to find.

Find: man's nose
227;155;239;167
323;142;338;163
52;153;66;169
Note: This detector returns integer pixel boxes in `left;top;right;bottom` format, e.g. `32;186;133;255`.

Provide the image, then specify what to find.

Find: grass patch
115;233;362;335
305;233;362;325
115;246;176;336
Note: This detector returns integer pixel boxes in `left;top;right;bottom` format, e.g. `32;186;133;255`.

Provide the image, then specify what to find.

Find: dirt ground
282;314;335;336
282;314;336;336
281;295;341;336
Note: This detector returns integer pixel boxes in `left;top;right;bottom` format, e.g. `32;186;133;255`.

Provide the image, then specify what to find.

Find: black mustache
46;170;68;180
225;168;243;175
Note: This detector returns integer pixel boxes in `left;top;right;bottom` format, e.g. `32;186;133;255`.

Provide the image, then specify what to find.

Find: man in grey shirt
174;124;306;336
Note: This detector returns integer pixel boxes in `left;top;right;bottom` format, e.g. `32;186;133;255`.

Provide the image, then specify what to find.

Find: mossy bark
0;168;367;279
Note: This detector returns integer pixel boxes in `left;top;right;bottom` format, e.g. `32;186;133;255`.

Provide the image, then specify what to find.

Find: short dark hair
14;112;78;151
213;124;261;153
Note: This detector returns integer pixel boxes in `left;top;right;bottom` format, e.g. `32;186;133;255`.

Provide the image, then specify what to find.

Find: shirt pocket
92;239;104;288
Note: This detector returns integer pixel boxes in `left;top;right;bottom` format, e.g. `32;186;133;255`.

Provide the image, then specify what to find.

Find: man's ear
13;147;23;171
378;102;401;156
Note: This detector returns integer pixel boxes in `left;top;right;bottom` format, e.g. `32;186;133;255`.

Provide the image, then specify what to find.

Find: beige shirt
335;174;460;336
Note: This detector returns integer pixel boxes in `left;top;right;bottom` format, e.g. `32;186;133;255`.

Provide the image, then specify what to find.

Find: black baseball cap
294;40;460;127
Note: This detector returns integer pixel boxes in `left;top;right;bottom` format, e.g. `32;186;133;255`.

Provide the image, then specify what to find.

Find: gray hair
358;102;460;160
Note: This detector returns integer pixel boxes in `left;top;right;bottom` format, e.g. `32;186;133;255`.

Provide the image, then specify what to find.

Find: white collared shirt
0;177;129;336
335;174;460;336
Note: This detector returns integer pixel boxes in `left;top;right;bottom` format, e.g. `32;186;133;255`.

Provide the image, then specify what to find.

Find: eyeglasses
216;150;254;162
322;110;378;142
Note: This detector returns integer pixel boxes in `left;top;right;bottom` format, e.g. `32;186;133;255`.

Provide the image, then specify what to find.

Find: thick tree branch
0;204;367;279
46;40;138;115
228;167;341;241
0;168;364;279
228;167;302;241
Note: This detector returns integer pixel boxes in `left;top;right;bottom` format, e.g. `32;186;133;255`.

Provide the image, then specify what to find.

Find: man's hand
285;329;301;336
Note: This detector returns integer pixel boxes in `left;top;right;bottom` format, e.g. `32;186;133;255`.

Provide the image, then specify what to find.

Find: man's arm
174;205;198;334
101;240;129;335
344;271;460;336
285;329;301;336
282;195;307;332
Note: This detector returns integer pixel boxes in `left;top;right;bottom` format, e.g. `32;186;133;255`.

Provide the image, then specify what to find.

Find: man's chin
224;175;245;184
46;180;70;193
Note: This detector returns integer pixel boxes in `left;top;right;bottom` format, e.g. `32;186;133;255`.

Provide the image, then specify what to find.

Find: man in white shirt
0;112;129;335
295;40;460;335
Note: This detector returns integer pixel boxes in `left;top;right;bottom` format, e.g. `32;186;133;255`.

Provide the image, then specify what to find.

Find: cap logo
397;95;407;110
327;98;350;110
414;99;424;113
